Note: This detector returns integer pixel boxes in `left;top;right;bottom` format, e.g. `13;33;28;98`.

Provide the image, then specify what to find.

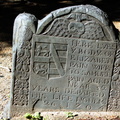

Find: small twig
0;66;11;72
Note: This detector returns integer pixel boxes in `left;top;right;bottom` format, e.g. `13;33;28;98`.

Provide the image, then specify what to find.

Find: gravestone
10;5;120;117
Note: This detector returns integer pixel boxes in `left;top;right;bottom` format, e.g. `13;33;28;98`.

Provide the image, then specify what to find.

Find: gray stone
9;5;120;117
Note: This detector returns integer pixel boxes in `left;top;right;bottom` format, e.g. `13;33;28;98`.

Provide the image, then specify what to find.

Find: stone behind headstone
9;5;120;117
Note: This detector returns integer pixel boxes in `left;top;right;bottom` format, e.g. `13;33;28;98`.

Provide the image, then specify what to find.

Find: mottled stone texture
10;5;119;117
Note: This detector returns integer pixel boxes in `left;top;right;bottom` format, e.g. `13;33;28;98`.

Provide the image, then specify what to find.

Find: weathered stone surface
10;5;119;117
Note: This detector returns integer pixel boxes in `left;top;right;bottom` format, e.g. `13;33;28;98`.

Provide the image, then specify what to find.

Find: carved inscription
29;35;116;111
66;39;116;111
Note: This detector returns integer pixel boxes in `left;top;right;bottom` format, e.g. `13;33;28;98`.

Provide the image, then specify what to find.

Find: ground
1;1;120;120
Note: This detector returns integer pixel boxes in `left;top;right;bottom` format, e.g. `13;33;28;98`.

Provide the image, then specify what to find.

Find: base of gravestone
9;112;120;120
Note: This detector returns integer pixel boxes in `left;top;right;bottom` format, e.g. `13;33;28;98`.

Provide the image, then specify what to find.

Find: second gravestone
10;5;120;117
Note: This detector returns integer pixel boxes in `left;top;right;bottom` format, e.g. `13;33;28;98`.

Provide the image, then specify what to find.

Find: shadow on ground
0;0;120;46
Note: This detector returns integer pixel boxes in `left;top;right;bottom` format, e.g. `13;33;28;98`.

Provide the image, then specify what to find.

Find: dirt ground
0;41;12;118
1;1;120;119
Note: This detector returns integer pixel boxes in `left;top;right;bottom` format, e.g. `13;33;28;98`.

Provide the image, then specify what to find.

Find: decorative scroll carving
12;13;37;106
13;40;31;106
108;49;120;111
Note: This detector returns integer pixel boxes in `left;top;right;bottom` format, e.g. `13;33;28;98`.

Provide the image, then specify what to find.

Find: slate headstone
10;5;119;117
